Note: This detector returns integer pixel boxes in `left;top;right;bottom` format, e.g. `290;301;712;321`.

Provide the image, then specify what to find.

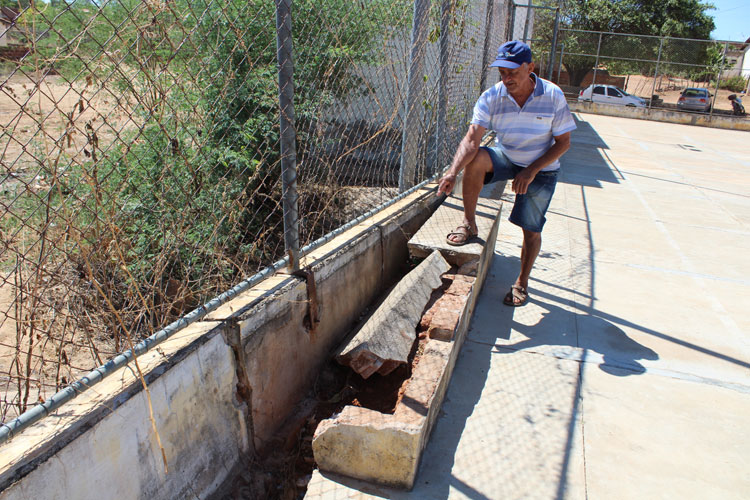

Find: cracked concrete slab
335;251;450;378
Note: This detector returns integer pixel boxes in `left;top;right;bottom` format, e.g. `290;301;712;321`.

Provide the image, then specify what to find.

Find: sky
708;0;749;42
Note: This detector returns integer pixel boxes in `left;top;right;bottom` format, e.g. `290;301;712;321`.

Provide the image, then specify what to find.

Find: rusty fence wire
0;0;506;424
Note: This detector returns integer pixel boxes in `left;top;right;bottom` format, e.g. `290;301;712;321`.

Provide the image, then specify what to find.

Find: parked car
677;87;712;112
577;84;646;107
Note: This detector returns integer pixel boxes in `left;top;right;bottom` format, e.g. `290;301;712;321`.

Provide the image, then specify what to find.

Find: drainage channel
209;257;472;499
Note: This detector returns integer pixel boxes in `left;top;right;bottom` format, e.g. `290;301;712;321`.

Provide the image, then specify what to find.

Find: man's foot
503;285;528;307
446;223;478;246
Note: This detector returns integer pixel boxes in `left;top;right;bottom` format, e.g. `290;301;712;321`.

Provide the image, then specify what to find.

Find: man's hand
511;167;536;195
437;124;486;197
437;172;457;196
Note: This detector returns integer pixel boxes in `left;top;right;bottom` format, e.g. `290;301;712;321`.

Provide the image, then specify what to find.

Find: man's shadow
405;254;659;499
474;247;658;374
491;299;659;375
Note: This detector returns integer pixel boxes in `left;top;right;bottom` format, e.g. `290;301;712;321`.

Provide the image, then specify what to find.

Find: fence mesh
543;29;749;114
0;0;503;423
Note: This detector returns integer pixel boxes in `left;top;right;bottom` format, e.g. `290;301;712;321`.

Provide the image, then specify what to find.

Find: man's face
498;62;534;92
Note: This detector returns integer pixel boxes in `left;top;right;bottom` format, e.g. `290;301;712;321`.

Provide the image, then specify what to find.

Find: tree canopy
562;0;715;39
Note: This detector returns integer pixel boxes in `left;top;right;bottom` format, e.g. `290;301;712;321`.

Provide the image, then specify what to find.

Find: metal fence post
709;42;728;119
399;0;430;192
649;37;663;110
592;32;602;87
547;3;560;80
275;0;299;270
522;0;533;43
479;0;495;92
436;0;451;174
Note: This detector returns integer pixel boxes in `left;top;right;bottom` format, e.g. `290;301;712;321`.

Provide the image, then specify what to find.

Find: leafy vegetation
715;75;747;93
12;0;410;329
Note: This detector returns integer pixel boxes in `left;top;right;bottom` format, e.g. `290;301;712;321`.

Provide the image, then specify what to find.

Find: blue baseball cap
489;41;532;69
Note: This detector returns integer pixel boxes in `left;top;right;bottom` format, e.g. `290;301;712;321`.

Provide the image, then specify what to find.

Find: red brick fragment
443;274;475;296
427;293;467;341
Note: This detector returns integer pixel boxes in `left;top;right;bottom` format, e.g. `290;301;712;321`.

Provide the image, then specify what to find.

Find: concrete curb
570;100;750;131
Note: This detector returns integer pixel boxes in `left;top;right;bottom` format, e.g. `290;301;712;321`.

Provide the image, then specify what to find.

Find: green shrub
718;75;747;93
14;0;412;331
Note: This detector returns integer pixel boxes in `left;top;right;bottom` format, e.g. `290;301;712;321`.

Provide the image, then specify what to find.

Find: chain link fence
0;0;507;425
539;29;749;116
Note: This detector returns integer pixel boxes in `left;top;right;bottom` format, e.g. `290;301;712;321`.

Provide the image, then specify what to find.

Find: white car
578;84;646;107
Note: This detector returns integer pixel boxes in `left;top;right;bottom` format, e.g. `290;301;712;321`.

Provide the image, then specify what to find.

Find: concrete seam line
0;175;439;445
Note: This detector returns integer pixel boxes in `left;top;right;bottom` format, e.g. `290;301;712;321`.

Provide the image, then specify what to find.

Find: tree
542;0;716;86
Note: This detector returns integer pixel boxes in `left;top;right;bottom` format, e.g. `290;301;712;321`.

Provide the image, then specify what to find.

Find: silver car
677;88;712;112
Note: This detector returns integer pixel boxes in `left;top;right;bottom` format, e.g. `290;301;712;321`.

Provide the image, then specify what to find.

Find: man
437;41;576;307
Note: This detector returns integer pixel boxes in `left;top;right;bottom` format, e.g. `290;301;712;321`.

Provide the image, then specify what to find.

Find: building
724;39;748;79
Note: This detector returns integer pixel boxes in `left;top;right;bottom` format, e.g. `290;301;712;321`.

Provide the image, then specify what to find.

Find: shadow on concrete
556;115;623;189
475;252;659;375
497;297;659;375
531;283;750;371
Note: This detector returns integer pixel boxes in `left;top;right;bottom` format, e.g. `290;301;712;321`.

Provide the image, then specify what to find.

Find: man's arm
437;123;487;196
511;132;571;195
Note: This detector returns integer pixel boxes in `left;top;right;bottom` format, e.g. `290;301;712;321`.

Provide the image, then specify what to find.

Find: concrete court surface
305;113;750;499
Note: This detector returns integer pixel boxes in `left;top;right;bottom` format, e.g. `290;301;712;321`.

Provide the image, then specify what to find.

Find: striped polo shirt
471;74;576;171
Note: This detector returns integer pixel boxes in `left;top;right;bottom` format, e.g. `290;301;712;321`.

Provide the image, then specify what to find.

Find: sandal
503;285;528;307
446;223;478;246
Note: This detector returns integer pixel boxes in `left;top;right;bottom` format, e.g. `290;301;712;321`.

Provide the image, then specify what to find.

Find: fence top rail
560;51;717;69
559;28;746;45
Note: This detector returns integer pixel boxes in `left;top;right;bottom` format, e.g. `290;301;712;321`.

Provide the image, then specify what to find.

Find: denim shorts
482;146;558;233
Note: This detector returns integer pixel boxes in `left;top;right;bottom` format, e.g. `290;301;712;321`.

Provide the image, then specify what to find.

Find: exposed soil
0;72;139;176
0;266;120;422
0;279;16;400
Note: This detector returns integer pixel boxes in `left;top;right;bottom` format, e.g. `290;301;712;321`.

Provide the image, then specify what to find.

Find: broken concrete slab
443;273;475;296
313;339;455;488
311;264;483;489
408;184;505;268
426;296;466;341
336;251;450;379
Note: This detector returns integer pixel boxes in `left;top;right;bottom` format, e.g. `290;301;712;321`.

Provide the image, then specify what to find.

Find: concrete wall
0;186;439;499
206;190;437;450
570;100;750;132
0;322;243;500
